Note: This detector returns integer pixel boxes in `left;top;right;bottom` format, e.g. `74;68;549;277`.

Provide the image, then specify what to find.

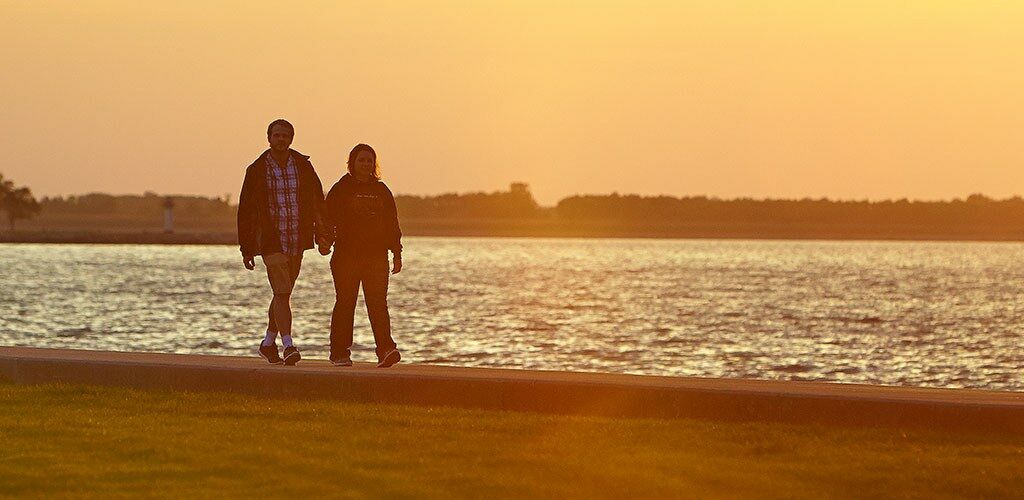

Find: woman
321;143;403;367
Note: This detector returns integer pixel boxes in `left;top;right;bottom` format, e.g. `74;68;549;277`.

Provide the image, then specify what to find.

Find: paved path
2;346;1023;433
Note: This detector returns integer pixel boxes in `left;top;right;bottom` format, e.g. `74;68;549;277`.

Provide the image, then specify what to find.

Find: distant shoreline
20;190;1024;244
2;221;1023;245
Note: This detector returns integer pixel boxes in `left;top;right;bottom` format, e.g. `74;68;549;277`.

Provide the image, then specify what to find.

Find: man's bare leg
258;297;285;364
267;302;278;335
271;292;292;335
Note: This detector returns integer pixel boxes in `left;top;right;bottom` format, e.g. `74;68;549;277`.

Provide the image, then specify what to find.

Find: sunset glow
3;1;1023;204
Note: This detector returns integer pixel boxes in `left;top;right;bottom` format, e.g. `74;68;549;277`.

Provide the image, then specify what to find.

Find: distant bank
2;218;1023;244
14;187;1024;243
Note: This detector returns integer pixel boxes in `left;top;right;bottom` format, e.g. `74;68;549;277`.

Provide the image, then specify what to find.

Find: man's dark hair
267;119;294;138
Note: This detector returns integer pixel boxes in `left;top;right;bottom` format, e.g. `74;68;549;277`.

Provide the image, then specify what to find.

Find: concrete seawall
2;346;1023;434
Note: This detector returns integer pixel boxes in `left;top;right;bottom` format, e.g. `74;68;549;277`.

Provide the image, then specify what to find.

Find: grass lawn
0;382;1022;498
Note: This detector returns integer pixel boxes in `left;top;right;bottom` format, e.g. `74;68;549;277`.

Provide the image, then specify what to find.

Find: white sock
281;335;294;348
261;330;278;347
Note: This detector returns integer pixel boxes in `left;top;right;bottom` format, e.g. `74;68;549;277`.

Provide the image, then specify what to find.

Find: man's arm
237;166;258;268
319;183;340;255
307;162;330;251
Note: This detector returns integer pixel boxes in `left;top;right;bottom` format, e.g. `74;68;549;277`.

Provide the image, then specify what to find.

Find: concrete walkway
2;346;1023;434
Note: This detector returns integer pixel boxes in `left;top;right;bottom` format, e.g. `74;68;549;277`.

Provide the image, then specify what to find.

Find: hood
335;172;379;187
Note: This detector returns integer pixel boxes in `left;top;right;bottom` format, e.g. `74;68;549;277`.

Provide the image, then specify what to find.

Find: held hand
242;255;256;270
392;255;403;274
316;235;333;254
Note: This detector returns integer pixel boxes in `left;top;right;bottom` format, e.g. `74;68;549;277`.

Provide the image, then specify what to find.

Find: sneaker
377;348;401;368
258;344;284;365
330;356;353;367
282;345;301;366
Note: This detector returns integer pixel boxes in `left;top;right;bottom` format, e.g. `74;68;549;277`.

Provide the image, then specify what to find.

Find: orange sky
2;1;1022;205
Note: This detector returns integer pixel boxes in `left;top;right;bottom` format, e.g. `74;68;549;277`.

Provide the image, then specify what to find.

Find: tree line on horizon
555;192;1024;227
0;173;42;230
30;183;1024;231
41;191;236;219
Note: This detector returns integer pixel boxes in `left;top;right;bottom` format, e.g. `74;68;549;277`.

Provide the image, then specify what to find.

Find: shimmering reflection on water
1;239;1023;390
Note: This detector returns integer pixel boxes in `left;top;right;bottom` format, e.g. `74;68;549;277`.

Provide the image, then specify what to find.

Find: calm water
1;239;1023;391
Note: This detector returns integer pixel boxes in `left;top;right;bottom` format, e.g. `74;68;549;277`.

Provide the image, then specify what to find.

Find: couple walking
237;119;402;368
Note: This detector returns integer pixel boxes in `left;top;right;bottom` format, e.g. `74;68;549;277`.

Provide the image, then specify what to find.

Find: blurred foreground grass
0;382;1022;498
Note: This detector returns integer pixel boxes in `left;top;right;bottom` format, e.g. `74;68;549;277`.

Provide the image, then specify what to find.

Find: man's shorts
262;252;303;294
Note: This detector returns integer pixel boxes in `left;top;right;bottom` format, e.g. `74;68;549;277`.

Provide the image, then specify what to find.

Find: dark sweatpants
329;252;397;361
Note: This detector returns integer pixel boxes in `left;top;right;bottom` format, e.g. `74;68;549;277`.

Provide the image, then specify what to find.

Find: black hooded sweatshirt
324;173;402;257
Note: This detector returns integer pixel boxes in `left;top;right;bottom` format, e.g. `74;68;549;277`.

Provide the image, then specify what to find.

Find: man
237;119;328;365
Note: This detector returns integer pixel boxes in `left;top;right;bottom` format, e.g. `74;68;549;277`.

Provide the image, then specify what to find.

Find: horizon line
36;189;1024;207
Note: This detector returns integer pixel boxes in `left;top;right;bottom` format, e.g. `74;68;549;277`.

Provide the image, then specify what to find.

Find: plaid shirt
265;152;301;255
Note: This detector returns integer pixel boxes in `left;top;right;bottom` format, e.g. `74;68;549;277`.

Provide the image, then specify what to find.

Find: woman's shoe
377;348;401;368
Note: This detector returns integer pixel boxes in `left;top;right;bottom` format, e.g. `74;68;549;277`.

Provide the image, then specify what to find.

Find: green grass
0;383;1022;498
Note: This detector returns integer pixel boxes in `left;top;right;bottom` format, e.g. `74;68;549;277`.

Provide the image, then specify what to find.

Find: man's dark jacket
237;149;325;257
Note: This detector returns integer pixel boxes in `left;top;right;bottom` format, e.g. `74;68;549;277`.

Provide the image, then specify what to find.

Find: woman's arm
384;186;403;273
384;186;402;255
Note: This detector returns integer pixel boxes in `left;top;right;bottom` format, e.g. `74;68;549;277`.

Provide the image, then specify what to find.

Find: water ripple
1;239;1023;391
